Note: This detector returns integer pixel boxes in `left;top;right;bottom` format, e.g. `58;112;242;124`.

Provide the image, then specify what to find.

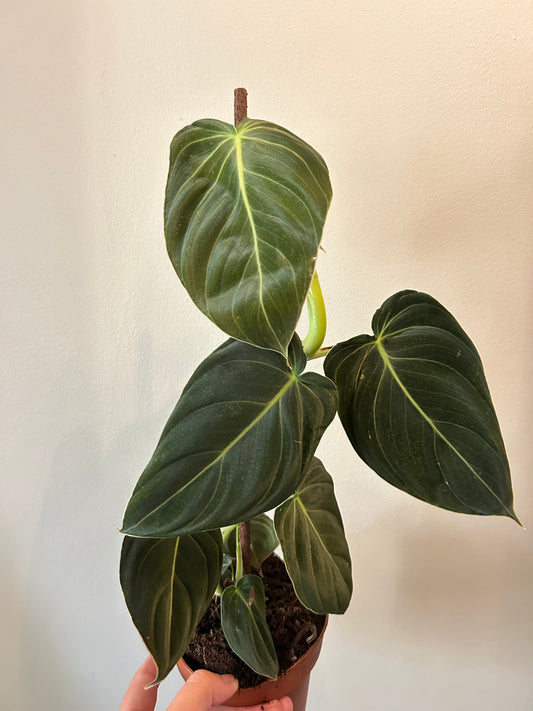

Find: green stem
235;529;244;580
302;271;327;358
309;345;332;360
238;519;251;577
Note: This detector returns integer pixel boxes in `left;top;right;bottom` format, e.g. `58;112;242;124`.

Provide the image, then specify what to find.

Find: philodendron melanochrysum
120;106;518;686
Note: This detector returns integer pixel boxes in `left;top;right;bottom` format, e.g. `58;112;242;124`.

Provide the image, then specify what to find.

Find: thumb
168;669;238;711
120;657;159;711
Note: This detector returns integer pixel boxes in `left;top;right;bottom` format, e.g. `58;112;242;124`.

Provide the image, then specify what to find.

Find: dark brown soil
183;554;326;688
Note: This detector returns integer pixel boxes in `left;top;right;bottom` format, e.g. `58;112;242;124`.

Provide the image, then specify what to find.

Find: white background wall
2;2;532;710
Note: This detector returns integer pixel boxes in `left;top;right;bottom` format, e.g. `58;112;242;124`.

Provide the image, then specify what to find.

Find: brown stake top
234;87;248;127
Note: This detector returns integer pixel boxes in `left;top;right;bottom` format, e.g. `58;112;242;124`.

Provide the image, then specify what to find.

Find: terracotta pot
177;615;328;711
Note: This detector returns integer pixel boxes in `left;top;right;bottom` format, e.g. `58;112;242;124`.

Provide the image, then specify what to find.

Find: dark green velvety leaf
221;574;279;679
275;458;352;614
122;337;337;537
164;118;332;355
324;290;518;521
119;530;222;685
222;514;279;570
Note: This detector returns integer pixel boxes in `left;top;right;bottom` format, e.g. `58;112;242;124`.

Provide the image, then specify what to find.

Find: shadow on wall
336;126;533;667
16;581;81;711
14;317;205;711
342;503;532;666
0;547;81;711
16;423;146;711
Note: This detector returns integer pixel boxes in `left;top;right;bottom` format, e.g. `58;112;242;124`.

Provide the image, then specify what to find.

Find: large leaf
222;513;279;570
119;530;222;685
324;290;518;521
164;117;332;355
121;336;338;537
275;458;352;614
221;574;279;679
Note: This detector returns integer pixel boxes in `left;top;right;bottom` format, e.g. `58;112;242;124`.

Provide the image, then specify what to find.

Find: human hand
120;656;293;711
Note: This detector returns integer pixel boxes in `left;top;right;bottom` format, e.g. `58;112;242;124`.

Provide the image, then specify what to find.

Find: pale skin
120;657;293;711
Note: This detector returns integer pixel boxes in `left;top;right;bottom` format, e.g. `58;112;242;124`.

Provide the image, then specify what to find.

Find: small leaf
122;337;337;538
164;118;332;355
221;574;279;679
275;458;352;614
220;553;234;587
119;530;222;685
223;514;279;570
324;290;518;521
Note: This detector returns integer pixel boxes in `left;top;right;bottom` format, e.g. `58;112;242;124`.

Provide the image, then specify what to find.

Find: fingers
167;669;293;711
167;669;238;711
271;699;293;711
122;662;293;711
120;656;159;711
213;697;293;711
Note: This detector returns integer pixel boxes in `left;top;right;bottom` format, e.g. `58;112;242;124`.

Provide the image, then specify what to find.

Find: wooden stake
234;87;248;127
235;87;251;577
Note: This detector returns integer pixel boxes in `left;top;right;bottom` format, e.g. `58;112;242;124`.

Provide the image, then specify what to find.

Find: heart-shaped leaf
221;574;279;679
119;530;222;685
122;337;338;537
324;290;518;521
164;118;332;355
275;458;352;614
222;514;279;570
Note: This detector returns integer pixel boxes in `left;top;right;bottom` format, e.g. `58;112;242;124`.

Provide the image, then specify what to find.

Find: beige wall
2;1;532;709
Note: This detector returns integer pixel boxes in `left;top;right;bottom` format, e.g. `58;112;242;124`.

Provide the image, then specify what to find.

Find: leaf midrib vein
166;538;180;665
241;132;330;203
129;374;297;531
234;133;277;345
294;495;341;572
375;339;512;516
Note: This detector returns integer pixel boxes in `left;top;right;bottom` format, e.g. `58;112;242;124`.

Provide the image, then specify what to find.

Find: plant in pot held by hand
119;89;519;703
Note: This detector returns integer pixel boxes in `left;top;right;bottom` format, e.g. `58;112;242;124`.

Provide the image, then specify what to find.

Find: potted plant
119;88;518;709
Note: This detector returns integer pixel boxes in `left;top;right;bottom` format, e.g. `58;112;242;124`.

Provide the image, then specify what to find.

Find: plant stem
302;270;327;358
237;520;251;578
309;345;332;359
234;87;252;577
